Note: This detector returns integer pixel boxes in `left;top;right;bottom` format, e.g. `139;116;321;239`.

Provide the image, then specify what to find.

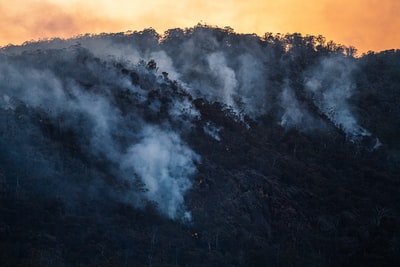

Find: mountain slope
0;25;399;266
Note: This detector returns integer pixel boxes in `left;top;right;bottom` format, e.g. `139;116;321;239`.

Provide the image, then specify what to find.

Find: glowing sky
1;0;399;53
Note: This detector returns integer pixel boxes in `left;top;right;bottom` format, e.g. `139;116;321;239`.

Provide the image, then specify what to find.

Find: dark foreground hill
0;25;399;266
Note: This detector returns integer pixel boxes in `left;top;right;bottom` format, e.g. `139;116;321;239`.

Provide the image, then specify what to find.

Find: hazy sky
1;0;399;53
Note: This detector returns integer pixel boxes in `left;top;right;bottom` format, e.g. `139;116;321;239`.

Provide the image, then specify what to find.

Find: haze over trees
0;24;399;266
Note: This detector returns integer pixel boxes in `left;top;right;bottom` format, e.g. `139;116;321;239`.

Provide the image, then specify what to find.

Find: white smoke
0;28;379;222
149;50;181;81
305;56;370;140
2;28;373;139
236;53;267;118
279;86;305;128
0;46;200;220
121;126;199;220
206;52;238;109
203;122;222;141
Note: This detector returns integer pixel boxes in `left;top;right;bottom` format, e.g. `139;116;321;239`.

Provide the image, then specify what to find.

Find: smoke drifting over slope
121;125;198;220
0;25;385;221
0;45;200;220
304;56;370;140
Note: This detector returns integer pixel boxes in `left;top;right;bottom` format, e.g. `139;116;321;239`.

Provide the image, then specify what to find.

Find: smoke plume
0;26;378;220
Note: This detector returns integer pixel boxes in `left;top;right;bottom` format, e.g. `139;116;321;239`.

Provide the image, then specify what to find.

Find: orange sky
1;0;399;53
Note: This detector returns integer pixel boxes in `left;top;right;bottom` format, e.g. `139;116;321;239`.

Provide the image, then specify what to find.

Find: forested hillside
0;25;399;266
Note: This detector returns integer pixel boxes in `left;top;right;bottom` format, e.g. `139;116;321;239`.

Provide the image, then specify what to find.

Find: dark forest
0;25;399;266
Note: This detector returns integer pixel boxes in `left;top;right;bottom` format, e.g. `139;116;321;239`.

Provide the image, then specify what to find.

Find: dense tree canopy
0;25;399;266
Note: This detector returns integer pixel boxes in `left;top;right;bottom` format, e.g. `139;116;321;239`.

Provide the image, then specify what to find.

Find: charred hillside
0;25;399;266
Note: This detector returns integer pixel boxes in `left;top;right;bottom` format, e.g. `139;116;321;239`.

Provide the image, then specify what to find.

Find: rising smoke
0;26;375;220
0;45;199;220
304;56;371;141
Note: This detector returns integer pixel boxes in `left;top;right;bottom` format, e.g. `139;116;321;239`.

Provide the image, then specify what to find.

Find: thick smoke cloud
0;26;377;220
279;85;307;128
158;29;271;119
121;125;198;220
207;52;238;109
0;46;199;220
304;56;370;140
